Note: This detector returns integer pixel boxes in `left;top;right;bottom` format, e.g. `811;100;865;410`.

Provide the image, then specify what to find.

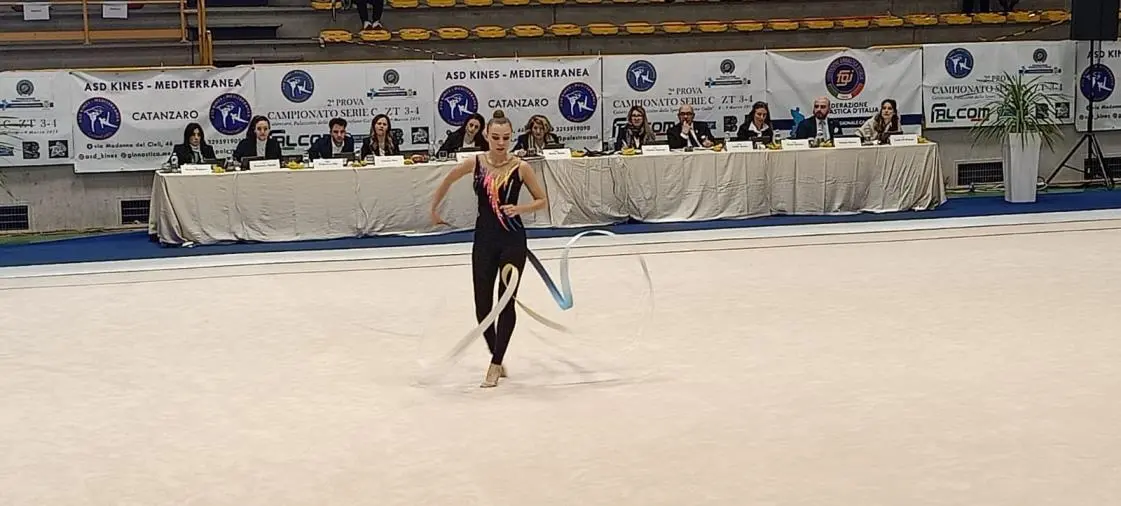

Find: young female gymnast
429;110;548;388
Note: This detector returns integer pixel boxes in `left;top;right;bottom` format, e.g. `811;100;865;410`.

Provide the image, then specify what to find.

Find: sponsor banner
69;67;255;172
601;51;767;143
432;57;603;150
0;71;72;166
254;61;434;154
923;41;1074;129
1074;41;1121;132
765;48;924;138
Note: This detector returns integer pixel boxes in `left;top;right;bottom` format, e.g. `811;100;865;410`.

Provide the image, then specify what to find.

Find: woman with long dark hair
437;112;489;155
360;114;400;159
171;122;216;164
232;115;282;161
734;101;774;144
858;99;903;144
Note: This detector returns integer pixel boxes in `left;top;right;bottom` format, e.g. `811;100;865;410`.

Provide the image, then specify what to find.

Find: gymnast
429;109;548;388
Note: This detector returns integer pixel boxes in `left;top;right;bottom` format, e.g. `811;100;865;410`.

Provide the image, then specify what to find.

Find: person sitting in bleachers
437;112;488;155
360;114;400;158
171;122;216;164
307;117;355;160
734;101;774;144
614;105;656;151
667;104;714;149
357;0;385;31
857;98;903;144
233;115;282;162
513;114;560;156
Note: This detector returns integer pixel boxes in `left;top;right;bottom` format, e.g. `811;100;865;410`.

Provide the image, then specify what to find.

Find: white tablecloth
150;144;946;245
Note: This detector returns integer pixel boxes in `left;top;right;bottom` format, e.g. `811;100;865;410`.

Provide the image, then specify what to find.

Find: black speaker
1071;0;1120;41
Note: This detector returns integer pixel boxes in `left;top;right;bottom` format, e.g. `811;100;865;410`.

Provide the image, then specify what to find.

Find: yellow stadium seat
904;14;938;26
802;19;834;29
320;29;353;42
437;27;469;39
513;24;545;37
973;12;1006;23
465;0;492;5
539;0;565;4
575;0;601;3
310;1;338;10
587;23;619;35
661;22;691;33
1039;10;1070;22
400;28;431;40
474;25;507;38
389;0;419;7
872;16;904;27
696;21;728;33
360;29;392;41
839;18;870;29
549;23;582;36
1006;11;1039;23
624;22;655;34
501;0;529;4
612;0;638;3
425;0;455;7
940;13;972;25
732;20;764;32
769;20;799;31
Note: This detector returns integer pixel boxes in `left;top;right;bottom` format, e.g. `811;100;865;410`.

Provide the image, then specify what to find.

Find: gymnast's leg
471;237;500;356
491;236;528;366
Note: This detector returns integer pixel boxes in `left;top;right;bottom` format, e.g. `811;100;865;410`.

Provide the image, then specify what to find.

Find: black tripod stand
1046;40;1115;189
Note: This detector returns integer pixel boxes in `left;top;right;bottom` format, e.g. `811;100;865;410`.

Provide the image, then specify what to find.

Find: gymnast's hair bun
492;109;506;120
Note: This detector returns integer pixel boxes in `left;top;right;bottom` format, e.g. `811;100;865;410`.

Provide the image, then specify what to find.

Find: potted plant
971;71;1065;203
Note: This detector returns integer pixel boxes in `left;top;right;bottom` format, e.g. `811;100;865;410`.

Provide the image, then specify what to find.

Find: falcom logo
824;56;866;100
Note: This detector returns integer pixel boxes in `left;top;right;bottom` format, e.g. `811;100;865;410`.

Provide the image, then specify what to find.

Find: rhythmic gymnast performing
429;109;549;388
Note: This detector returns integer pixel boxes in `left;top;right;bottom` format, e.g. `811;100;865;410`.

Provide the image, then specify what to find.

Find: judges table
149;143;946;245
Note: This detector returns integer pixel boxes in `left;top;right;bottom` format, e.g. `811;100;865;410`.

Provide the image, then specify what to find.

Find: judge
666;104;714;149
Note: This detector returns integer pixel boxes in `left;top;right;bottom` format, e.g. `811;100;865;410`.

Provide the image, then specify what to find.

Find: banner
923;41;1075;129
253;61;434;154
600;51;767;143
0;71;72;166
765;48;924;139
1074;41;1121;132
69;67;255;172
432;57;603;150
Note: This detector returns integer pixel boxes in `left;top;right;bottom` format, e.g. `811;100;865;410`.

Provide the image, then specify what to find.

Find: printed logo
705;58;748;87
825;56;866;100
1033;48;1048;63
438;85;478;126
368;69;416;98
1080;64;1115;103
22;141;40;160
281;70;314;103
16;79;34;96
558;82;598;123
384;69;400;86
209;93;252;136
76;97;121;140
626;60;657;92
49;139;69;159
945;48;974;79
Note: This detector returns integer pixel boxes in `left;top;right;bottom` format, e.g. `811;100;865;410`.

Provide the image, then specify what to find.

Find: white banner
923;41;1074;129
0;71;72;166
1074;41;1121;132
765;48;924;139
601;51;767;143
69;67;255;172
254;61;434;154
432;57;603;150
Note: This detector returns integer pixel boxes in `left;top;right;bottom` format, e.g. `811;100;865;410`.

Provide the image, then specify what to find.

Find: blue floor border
3;190;1121;268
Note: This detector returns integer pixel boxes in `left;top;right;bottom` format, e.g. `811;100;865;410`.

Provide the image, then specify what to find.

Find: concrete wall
4;126;1117;233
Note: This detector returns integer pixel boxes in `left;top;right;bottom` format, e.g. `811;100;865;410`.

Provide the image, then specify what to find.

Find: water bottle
170;153;179;170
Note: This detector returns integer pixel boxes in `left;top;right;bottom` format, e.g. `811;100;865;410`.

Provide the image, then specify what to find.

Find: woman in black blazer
360;114;401;159
513;114;560;156
171;122;216;164
232;115;283;162
437;112;488;155
734;101;775;144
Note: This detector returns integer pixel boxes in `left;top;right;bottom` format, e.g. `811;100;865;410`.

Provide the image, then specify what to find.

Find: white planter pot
1002;133;1041;203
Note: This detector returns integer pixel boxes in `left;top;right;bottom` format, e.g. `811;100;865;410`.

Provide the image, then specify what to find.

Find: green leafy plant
970;71;1066;151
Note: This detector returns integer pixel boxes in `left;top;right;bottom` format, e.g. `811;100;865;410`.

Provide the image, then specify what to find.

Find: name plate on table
315;158;347;169
249;159;281;171
781;139;811;150
456;151;478;162
889;134;919;146
542;148;571;159
725;140;756;153
833;137;863;148
179;163;212;174
374;155;406;167
641;145;671;155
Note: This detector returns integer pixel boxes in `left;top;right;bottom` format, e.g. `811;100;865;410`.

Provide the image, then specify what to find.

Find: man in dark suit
307;117;355;160
793;97;844;141
666;104;714;149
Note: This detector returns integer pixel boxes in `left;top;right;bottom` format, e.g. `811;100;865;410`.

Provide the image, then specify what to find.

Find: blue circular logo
76;97;121;141
437;85;478;126
209;93;253;136
281;70;314;103
824;56;866;100
626;60;657;92
945;48;974;79
1081;63;1115;103
558;82;598;124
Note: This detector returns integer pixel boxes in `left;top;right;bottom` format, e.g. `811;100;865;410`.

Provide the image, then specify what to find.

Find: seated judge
437;112;488;154
513;114;560;156
232;115;283;162
614;105;656;151
857;98;903;144
793;97;844;141
360;114;400;159
666;104;714;149
734;101;774;144
172;122;216;164
308;117;355;160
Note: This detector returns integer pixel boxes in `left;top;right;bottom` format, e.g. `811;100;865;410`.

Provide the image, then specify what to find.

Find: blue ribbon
526;229;647;311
